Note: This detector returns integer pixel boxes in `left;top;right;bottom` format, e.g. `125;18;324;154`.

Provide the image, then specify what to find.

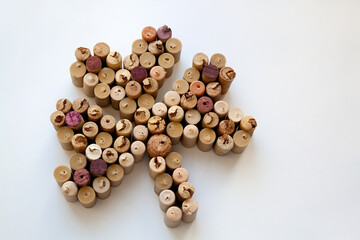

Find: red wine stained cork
177;182;195;202
119;152;135;174
155;173;173;195
197;128;216;152
132;39;148;56
197;96;214;115
70;61;86;87
168;106;184;122
152;102;168;119
159;189;176;212
164;91;180;107
214;134;234;156
147;134;172;158
75;47;91;62
165;38;182;63
150;66;166;88
123;54;140;71
115;69;131;87
73;168;91;187
184;109;201;125
83;73;99;97
206;82;222;101
173;79;189;95
102;148;118;164
56;98;72;114
172;167;189;186
164;206;182;228
138;94;155;110
131;141;146;163
219;67;236;95
158;53;175;78
70;153;87;171
232;130;251;154
85;144;102;162
65;111;84;131
217;119;235;135
72;98;89;116
131;66;148;83
119;97;137;121
210;53;226;69
100;115;116;134
213;100;229;119
189;81;206;97
134;107;151;125
181;125;199;148
95;132;113;149
116;119;132;138
106;164;124;187
78;186;96;208
53;165;72;186
228;108;243;124
61;181;78;202
143;78;159;98
87;105;103;122
50;111;65;130
139;52;156;71
202;64;219;84
142;26;157;42
147;116;166;134
93;42;110;62
99;67;115;85
183;67;200;83
90;159;107;177
94;83;111;107
71;134;88;153
240;116;257;135
149;156;166;179
57;126;74;150
157;25;172;43
114;136;130;154
166;122;183;145
202;112;219;129
182;198;198;223
110;86;126;110
93;176;111;199
82;121;98;140
166;152;182;171
180;92;197;110
125;81;142;100
106;51;122;71
86;56;102;74
192;53;209;71
148;40;164;57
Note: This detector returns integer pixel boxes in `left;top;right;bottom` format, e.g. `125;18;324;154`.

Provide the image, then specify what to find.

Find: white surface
1;0;359;239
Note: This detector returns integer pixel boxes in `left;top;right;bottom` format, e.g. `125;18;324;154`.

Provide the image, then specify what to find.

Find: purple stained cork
86;56;102;72
65;111;82;127
197;96;213;114
131;66;148;83
203;64;219;80
73;168;91;187
90;159;107;177
157;25;172;43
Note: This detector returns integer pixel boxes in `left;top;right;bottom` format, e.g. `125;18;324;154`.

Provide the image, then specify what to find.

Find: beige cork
93;176;111;199
57;126;74;151
139;52;156;70
165;38;182;63
181;125;199;148
98;67;115;85
125;81;142;100
192;53;208;71
147;134;172;158
180;92;197;110
100;115;116;134
82;121;98;140
134;107;151;125
164;206;182;228
119;97;137;121
61;181;78;202
159;189;176;212
78;186;96;208
83;73;99;97
132;125;148;142
228;108;243;124
213;100;229;119
183;67;200;83
138;94;155;110
85;144;102;162
166;152;182;171
149;156;166;179
70;61;86;87
72;98;89;116
70;153;87;171
182;198;198;223
116;119;132;138
94;83;111;107
206;82;222;101
164;91;180;107
148;40;164;57
147;116;166;135
232;130;251;154
71;134;88;153
87;105;103;122
106;164;124;187
166;122;183;145
50;111;65;130
210;53;226;69
173;79;189;95
114;136;130;154
142;78;159;98
152;102;168;119
53;165;72;186
240;116;257;135
172;167;189;186
123;54;140;71
197;128;216;152
158;53;175;78
184;109;201;125
106;51;122;71
102;148;118;164
214;134;234;156
132;39;148;56
115;69;131;87
95;132;113;149
110;86;126;110
219;67;236;95
131;141;146;163
217;119;236;135
177;182;195;202
75;47;91;62
119;152;135;174
93;42;110;62
150;66;166;88
202;112;219;129
154;173;173;195
56;98;72;114
168;106;184;122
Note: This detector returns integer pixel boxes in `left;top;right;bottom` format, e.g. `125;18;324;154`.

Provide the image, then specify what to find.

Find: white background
1;0;359;239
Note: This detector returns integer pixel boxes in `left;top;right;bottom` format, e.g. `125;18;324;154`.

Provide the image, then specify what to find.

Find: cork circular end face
138;94;155;110
102;148;118;164
183;67;200;83
75;47;91;62
86;56;102;72
70;61;86;77
217;134;235;150
72;134;88;147
150;66;166;81
132;39;148;55
57;127;74;142
51;111;65;125
147;134;172;158
142;26;157;42
87;105;102;119
178;182;195;199
85;143;102;160
93;42;110;58
240;116;257;132
220;67;236;81
120;98;137;114
70;153;87;170
159;189;175;204
203;64;219;79
123;54;139;71
165;38;182;54
65;111;82;127
197;96;214;114
158;53;175;68
193;53;209;68
110;86;126;101
210;53;226;69
147;116;166;134
93;176;110;194
173;168;189;183
83;73;99;86
199;128;216;143
73;168;91;187
73;98;89;113
185;109;201;125
148;41;164;56
182;198;198;214
157;25;172;42
173;79;189;95
95;132;113;149
166;152;182;170
233;130;251;147
166;206;182;222
78;186;96;204
119;152;135;167
156;173;173;189
115;69;131;86
140;52;156;69
106;164;124;182
53;165;71;183
99;68;115;85
94;83;111;99
166;122;183;138
189;81;205;97
114;136;130;153
202;112;219;128
56;98;72;113
131;66;148;82
218;120;235;135
206;82;222;97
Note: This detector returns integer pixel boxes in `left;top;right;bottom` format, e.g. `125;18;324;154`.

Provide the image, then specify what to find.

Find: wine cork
173;79;189;95
123;54;140;71
106;51;122;71
98;67;115;85
131;66;148;83
83;73;99;97
150;66;166;88
240;116;257;135
219;67;236;94
110;86;126;110
189;81;206;97
93;42;110;62
72;98;89;116
214;134;234;156
202;64;219;84
206;82;222;100
182;198;198;223
116;119;132;137
166;152;182;171
132;125;148;142
131;141;146;163
147;116;166;134
148;40;164;57
95;132;113;149
165;207;182;228
192;53;208;71
138;94;155;110
71;134;88;153
197;128;216;152
210;53;226;69
183;67;200;83
181;125;199;148
100;115;116;134
119;152;135;174
159;189;176;212
152;102;168;119
87;105;103;122
125;81;142;100
78;186;96;208
90;159;107;177
114;136;130;153
74;168;91;187
166;122;183;145
172;167;189;186
165;38;182;63
202;112;219;129
61;181;78;202
134;107;151;125
93;176;111;199
115;69;131;87
218;119;235;135
86;56;102;74
154;173;173;195
177;182;195;202
132;39;148;56
106;164;124;187
56;98;72;114
184;109;201;125
65;111;84;131
197;96;214;114
142;26;157;42
70;61;86;87
158;53;175;78
163;91;180;107
232;130;251;154
139;52;156;70
85;144;102;162
119;97;137;121
75;47;91;62
50;111;65;130
213;100;229;119
149;156;166;179
70;153;87;171
228;108;243;124
168;106;184;122
94;83;111;107
53;165;71;186
102;148;118;164
143;78;159;98
180;92;197;110
82;121;98;140
57;127;74;151
157;25;172;42
147;134;172;158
